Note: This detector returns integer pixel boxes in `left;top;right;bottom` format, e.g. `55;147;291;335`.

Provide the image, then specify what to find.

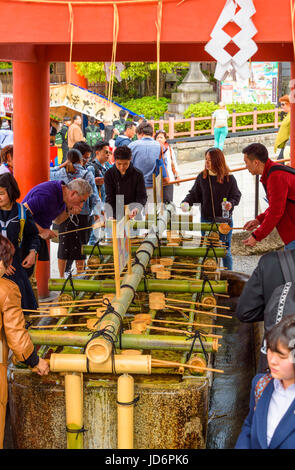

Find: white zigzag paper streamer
205;0;258;81
104;62;126;83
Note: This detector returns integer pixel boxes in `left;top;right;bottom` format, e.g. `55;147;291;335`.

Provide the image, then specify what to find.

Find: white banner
205;0;258;81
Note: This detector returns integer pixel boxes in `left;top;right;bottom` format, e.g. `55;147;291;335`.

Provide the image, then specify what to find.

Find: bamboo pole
105;220;220;232
50;354;152;374
85;204;174;364
30;323;89;329
82;245;226;258
65;372;84;449
166;304;231;319
151;359;224;374
28;312;97;319
49;278;228;295
29;331;216;353
117;374;134;449
38;255;113;359
39;298;103;307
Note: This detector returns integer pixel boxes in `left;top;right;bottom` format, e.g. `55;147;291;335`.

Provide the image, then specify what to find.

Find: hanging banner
50;83;131;121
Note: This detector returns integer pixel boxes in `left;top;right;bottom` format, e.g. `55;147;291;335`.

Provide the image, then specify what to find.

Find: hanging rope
68;2;74;83
155;0;163;101
107;4;120;104
291;0;295;60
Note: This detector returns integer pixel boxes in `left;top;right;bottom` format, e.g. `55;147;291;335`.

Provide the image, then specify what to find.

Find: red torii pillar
13;60;50;298
66;63;88;89
291;62;295;168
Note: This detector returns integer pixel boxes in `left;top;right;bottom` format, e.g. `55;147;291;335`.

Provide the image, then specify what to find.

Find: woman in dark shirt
181;147;241;270
0;173;40;310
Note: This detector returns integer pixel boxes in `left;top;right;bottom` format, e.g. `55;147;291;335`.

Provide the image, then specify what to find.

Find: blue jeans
214;127;228;151
201;218;233;270
285;240;295;250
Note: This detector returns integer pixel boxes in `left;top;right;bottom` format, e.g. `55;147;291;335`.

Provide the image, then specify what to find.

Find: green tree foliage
75;62;189;99
75;61;188;84
0;62;12;70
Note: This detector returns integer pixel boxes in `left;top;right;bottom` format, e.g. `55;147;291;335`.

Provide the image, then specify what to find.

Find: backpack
264;165;295;205
55;126;67;146
85;126;101;147
55;131;63;145
261;250;295;355
17;202;27;247
113;120;126;139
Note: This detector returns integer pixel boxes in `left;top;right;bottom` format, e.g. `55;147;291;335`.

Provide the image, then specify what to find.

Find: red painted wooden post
253;107;257;131
274;107;279;128
13;60;50;298
190;114;195;137
290;62;295;168
232;110;236;133
168;116;174;139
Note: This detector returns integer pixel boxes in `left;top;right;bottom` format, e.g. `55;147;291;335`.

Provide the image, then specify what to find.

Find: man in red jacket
242;143;295;249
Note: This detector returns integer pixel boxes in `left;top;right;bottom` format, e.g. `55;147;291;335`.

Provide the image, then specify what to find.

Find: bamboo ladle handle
58;221;104;237
218;223;245;235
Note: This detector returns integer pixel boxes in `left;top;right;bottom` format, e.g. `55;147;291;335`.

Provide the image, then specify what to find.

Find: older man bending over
22;178;92;262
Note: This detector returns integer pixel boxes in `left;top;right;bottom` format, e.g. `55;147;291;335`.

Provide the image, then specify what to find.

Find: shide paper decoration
205;0;257;81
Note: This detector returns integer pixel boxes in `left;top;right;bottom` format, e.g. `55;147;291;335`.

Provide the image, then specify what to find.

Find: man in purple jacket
22;178;92;260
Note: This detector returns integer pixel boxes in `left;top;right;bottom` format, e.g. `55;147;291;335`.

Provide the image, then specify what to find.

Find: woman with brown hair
274;95;290;161
0;234;49;448
154;130;180;203
0;145;13;175
181;147;241;270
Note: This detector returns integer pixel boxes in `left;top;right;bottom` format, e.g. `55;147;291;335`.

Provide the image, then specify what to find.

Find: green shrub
119;96;171;120
184;102;278;133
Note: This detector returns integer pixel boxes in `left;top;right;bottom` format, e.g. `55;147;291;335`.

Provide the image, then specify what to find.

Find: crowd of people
0;95;295;449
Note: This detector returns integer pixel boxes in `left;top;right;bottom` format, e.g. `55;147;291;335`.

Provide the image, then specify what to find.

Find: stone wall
172;132;277;163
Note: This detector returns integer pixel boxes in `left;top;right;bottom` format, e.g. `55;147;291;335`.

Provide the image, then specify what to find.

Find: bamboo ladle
57;220;104;237
165;297;231;311
132;322;222;339
166;304;231;319
134;317;223;329
218;223;245;235
151;358;224;374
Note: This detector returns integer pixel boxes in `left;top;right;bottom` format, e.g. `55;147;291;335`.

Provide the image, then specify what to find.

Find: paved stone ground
50;145;276;279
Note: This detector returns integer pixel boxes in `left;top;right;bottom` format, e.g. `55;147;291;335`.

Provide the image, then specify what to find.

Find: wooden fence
150;108;281;140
